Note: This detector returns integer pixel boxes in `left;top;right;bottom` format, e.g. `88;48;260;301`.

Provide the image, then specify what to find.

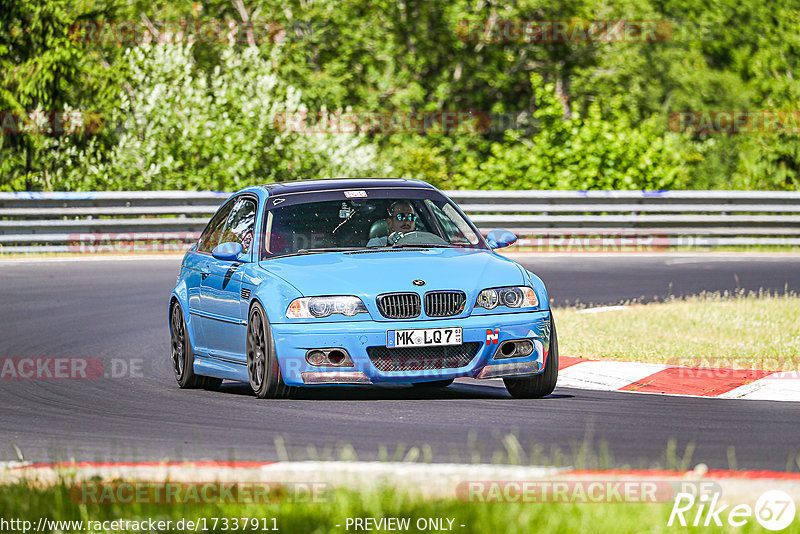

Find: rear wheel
170;303;222;390
504;315;559;399
247;302;294;399
412;379;454;388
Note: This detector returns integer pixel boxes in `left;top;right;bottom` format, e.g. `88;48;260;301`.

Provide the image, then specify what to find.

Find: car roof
259;178;435;195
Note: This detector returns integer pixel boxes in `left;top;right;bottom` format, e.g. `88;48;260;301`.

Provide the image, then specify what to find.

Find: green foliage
0;0;125;190
2;0;800;191
41;43;387;190
453;75;691;190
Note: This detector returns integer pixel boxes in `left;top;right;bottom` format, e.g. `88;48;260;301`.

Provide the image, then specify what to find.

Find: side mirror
486;229;517;249
211;241;245;261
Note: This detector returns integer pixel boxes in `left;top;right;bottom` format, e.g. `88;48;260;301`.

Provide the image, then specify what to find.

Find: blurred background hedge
2;0;799;191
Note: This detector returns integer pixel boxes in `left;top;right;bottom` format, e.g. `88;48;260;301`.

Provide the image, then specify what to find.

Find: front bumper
270;310;552;386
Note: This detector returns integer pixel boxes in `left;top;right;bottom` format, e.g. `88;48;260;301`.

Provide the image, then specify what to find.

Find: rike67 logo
669;489;796;530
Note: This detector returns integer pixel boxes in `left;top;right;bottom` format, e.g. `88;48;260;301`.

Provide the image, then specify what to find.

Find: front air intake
377;292;421;319
424;291;466;317
367;343;481;372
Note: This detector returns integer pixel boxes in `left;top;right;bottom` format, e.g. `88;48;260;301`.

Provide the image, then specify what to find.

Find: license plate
387;327;462;348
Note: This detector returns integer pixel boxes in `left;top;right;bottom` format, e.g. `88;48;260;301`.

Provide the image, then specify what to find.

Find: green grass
556;291;800;371
1;479;794;533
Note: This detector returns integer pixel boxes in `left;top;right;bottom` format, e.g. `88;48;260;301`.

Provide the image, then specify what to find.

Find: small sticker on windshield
344;190;367;198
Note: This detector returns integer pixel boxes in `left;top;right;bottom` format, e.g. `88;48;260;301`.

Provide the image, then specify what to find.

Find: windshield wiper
390;243;457;248
295;247;365;254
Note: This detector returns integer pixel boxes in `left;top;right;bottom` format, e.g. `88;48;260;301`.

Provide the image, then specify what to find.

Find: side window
197;199;235;253
219;197;257;254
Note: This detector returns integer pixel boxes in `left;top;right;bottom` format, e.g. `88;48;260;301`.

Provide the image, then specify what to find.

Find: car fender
522;268;550;311
168;272;200;350
242;266;304;377
244;265;304;325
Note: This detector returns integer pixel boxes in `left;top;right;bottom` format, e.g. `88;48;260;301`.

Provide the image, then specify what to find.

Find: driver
367;201;417;246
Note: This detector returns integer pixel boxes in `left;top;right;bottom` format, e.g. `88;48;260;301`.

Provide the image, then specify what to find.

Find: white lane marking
0;461;32;469
504;252;800;260
258;461;563;479
665;255;800;265
557;361;668;391
0;254;184;264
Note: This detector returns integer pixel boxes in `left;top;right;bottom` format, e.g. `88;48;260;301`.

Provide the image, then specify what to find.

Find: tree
43;42;387;190
0;0;120;190
454;74;691;190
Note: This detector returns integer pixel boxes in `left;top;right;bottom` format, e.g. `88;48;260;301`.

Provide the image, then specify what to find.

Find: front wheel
247;302;294;399
504;315;559;399
170;302;222;390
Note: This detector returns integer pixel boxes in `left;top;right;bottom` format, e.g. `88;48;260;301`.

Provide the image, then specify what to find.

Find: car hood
259;248;524;297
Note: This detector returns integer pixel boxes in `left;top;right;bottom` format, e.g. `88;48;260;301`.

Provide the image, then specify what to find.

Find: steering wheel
389;231;449;246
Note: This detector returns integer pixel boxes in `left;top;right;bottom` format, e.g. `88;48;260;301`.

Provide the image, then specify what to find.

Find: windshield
260;191;486;258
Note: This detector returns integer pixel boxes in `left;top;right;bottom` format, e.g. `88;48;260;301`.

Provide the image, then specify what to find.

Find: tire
170;302;222;390
503;315;559;399
412;379;454;388
247;302;294;399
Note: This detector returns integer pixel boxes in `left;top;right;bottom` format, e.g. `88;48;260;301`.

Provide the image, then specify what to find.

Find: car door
199;195;257;361
187;197;236;353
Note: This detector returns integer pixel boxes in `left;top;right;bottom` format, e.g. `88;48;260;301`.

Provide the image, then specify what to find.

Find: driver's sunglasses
394;213;418;222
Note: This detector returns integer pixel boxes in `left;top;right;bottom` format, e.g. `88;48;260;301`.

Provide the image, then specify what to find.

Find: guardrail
1;190;799;253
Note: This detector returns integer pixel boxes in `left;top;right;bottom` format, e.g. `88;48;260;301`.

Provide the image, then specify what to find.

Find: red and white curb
547;303;800;401
555;356;799;401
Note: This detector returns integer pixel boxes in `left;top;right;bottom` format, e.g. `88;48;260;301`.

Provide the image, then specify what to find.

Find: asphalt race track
1;254;799;469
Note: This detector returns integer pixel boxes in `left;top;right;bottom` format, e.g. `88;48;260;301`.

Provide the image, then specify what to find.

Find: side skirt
194;353;249;382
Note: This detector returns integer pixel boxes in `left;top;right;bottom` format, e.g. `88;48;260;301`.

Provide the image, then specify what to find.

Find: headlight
286;296;368;319
475;286;538;310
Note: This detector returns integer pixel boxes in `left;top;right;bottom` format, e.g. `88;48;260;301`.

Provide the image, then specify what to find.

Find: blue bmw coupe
169;179;558;398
